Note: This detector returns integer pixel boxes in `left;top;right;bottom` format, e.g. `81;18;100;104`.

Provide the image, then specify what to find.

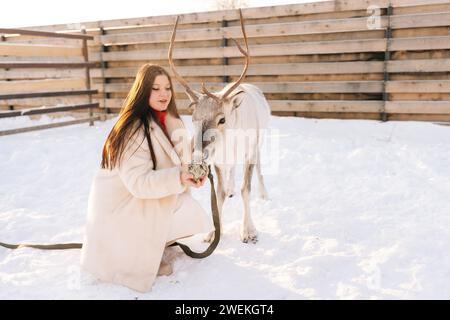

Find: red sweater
154;110;167;134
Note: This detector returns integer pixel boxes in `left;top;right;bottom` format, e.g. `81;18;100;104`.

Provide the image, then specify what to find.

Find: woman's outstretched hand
180;169;206;188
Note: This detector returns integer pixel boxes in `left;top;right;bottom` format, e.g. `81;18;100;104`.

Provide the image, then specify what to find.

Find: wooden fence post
381;2;393;122
221;19;229;84
81;28;94;126
1;34;13;111
99;27;109;114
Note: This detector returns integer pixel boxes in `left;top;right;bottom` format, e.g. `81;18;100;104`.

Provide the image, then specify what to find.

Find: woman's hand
195;175;207;187
180;171;206;188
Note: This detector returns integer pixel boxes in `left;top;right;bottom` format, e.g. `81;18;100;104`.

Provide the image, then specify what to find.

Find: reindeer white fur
212;82;270;200
203;82;270;243
168;10;270;243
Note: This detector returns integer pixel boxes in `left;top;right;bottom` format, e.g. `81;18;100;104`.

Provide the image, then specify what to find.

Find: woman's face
148;74;172;111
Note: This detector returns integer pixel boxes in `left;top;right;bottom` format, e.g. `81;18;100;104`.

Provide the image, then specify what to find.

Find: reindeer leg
240;162;258;243
256;151;269;201
204;165;227;243
226;166;236;198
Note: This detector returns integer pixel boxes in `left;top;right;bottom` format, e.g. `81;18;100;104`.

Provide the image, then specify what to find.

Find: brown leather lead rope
0;242;82;250
0;167;220;258
171;167;220;258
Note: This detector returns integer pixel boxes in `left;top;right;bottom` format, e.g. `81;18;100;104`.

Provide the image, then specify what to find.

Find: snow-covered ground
0;114;449;299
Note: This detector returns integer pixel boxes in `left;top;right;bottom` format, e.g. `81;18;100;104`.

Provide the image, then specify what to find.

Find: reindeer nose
203;149;209;160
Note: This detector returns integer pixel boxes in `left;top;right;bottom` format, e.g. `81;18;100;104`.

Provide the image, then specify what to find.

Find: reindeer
168;9;270;243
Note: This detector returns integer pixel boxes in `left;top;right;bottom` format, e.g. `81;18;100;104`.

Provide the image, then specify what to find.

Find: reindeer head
168;9;249;163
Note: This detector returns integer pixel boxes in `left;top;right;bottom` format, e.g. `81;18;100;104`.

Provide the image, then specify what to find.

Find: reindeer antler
201;82;221;103
202;9;250;102
168;16;198;102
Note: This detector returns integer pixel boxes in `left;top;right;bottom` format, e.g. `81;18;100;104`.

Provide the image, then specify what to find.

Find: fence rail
2;0;450;121
0;28;98;135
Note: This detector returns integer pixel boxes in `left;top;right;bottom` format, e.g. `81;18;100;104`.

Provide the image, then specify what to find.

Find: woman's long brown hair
101;64;180;170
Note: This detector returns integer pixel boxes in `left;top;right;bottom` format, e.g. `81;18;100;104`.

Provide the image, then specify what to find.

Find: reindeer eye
218;117;226;124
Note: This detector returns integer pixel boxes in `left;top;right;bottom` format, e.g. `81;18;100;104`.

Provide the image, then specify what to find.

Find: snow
1;114;449;299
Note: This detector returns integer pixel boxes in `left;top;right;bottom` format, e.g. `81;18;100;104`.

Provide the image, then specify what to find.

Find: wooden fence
0;28;100;135
2;0;450;122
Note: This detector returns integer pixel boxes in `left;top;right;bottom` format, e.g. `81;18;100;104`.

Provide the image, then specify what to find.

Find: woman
80;64;213;293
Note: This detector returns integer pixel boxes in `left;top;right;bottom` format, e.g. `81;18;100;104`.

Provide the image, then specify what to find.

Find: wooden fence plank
269;100;384;113
385;101;450;113
386;80;450;92
0;116;101;136
0;103;98;118
388;58;450;72
394;2;450;14
103;99;450;115
391;36;450;51
0;96;94;107
95;61;385;78
0;110;21;118
392;0;450;7
0;28;93;40
96;39;387;62
0;89;98;100
0;69;86;80
0;55;84;62
0;62;96;68
0;43;83;57
391;11;450;29
100;18;388;45
0;78;86;92
94;81;384;94
101;98;385;113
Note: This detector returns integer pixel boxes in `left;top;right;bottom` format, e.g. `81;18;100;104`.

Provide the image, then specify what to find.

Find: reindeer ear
225;89;245;110
222;89;244;118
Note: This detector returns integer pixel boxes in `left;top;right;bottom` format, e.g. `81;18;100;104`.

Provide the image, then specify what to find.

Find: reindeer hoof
240;227;258;244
